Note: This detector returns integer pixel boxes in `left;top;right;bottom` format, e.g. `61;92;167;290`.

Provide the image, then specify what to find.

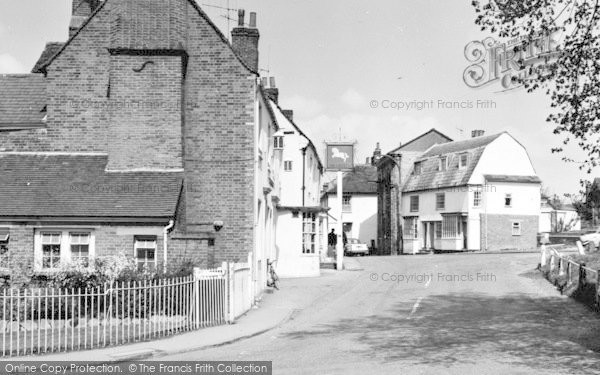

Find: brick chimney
372;142;382;165
70;0;100;38
231;10;260;72
282;110;294;122
471;130;485;138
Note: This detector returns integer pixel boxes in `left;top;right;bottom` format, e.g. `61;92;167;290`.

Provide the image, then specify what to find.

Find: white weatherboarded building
401;132;541;252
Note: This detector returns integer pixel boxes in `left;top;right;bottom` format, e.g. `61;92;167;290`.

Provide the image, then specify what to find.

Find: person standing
328;229;337;258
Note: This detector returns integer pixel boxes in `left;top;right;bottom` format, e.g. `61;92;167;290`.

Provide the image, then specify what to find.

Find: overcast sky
0;0;596;196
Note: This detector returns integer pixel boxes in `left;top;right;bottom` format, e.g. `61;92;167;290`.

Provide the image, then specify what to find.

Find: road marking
425;277;431;288
408;297;423;319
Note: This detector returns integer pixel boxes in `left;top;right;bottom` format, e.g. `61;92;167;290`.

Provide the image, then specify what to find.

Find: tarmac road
161;253;600;374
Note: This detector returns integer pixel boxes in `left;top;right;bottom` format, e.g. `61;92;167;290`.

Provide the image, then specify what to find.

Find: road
161;253;600;374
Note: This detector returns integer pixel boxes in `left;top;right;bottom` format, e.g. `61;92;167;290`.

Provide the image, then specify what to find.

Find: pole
336;171;344;271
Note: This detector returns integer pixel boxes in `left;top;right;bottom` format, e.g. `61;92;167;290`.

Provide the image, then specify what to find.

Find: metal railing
0;258;258;357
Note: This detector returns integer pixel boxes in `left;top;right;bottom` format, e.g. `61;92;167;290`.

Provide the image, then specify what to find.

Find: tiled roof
484;174;541;184
327;165;377;194
421;133;503;158
267;98;323;171
31;42;64;73
388;129;453;154
0;154;182;220
0;74;46;128
403;133;510;192
403;148;485;192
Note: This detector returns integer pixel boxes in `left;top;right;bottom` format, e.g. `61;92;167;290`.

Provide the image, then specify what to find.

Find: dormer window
439;156;448;171
414;162;422;175
459;153;468;169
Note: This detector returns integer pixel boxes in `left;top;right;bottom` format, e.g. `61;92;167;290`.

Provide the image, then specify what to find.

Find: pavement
11;268;357;363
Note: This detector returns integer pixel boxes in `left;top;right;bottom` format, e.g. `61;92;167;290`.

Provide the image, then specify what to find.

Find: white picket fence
0;259;256;357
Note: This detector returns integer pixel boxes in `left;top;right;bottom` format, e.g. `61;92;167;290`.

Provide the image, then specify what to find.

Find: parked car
345;238;369;256
580;227;600;252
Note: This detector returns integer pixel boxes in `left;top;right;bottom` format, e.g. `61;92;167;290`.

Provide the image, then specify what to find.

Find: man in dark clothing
328;229;337;247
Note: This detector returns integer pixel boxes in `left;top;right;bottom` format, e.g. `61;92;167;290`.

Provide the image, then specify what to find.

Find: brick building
0;0;282;288
377;129;541;254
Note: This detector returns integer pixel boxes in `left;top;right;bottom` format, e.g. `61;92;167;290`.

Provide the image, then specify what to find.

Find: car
344;238;369;256
580;227;600;252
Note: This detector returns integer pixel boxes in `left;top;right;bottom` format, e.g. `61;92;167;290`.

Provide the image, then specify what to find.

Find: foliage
472;0;600;173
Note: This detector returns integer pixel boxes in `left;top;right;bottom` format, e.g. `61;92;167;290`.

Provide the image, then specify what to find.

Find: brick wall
481;214;538;251
107;54;183;170
0;0;258;270
182;5;256;264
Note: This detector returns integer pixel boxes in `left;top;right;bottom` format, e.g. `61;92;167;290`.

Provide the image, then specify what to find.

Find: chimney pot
249;12;257;28
238;9;245;27
269;77;276;88
471;130;485;138
231;10;260;72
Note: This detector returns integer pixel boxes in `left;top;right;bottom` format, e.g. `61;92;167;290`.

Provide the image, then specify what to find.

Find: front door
429;223;435;250
462;219;468;250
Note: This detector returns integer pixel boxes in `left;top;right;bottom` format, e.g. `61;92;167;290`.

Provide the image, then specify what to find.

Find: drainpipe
163;220;175;272
302;147;307;206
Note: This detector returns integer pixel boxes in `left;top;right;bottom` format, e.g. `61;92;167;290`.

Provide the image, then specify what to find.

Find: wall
482;214;539;251
275;211;320;278
5;223;173;285
328;193;378;246
469;133;537;185
401;188;469;220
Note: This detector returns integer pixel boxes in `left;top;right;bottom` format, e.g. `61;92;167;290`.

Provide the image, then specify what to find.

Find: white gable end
468;133;537;185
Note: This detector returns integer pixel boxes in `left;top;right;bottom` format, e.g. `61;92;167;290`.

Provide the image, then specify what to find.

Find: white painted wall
469;133;537;185
401;189;469;221
270;100;323;278
328;193;378;247
275;211;320;278
481;182;540;215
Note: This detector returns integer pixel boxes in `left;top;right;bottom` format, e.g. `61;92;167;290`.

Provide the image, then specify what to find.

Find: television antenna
202;1;239;40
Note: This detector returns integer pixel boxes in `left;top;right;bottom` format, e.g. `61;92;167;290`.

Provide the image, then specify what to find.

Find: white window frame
69;232;91;266
436;193;445;210
505;193;512;208
442;215;460;239
512;221;522;236
284;160;293;171
413;162;422;175
342;193;352;212
410;196;419;212
302;213;317;254
274;136;284;149
473;190;482;207
0;232;8;269
34;229;95;271
134;236;157;270
403;217;419;239
459;153;468;169
439;157;448;171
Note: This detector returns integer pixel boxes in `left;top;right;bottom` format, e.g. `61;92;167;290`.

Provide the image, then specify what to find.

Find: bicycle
267;259;279;290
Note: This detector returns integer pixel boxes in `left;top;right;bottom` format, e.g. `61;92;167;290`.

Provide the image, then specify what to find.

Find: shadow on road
284;293;600;371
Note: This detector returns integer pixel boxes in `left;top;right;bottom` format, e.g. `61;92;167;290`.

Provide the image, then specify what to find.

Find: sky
0;0;596;196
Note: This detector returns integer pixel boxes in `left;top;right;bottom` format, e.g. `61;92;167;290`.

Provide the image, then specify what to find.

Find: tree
472;0;600;173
